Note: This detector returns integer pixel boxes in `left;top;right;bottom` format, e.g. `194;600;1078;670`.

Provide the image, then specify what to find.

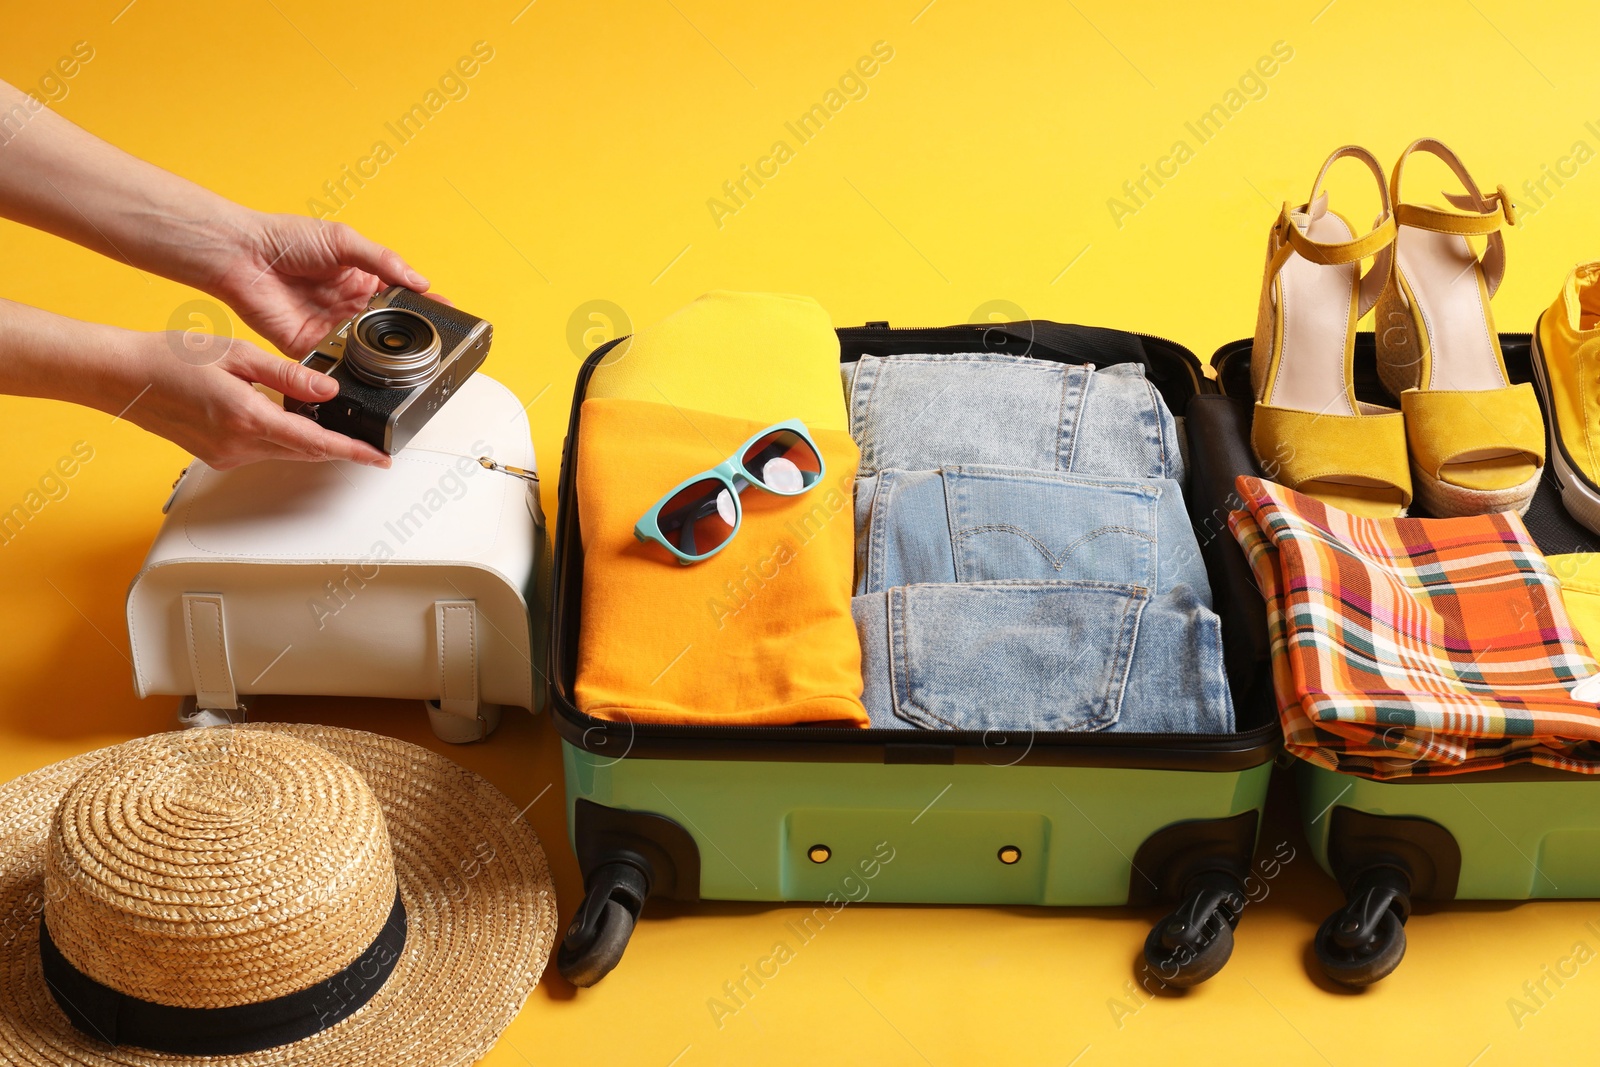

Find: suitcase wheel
1313;867;1410;987
557;861;648;987
558;899;634;988
1140;870;1244;989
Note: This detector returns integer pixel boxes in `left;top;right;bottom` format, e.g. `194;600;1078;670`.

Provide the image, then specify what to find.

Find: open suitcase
549;319;1280;987
1197;330;1600;985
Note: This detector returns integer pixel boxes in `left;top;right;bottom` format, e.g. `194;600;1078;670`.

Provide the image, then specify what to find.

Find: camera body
284;287;492;455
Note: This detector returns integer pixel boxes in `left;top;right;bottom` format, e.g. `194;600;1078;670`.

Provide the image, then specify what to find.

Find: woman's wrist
0;81;255;293
0;298;148;414
126;197;259;297
52;322;153;418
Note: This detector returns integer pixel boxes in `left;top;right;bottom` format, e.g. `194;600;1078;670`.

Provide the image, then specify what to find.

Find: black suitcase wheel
558;898;635;987
1314;907;1405;987
1313;866;1411;987
557;861;648;988
1140;870;1244;989
1142;910;1233;988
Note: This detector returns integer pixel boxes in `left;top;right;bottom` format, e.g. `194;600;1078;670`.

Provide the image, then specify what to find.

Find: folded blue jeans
853;465;1211;602
845;352;1184;482
843;351;1232;734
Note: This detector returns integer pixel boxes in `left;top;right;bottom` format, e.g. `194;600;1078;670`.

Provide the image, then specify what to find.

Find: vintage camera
284;287;492;454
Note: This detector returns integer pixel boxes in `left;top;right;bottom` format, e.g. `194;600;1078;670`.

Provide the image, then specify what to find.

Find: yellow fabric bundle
575;398;866;726
584;290;848;431
574;291;863;726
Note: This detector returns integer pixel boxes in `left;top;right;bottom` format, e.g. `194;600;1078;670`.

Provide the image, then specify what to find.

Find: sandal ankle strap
1269;145;1396;318
1391;137;1513;297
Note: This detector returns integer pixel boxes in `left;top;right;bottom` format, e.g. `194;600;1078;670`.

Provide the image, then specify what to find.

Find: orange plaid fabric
1229;476;1600;779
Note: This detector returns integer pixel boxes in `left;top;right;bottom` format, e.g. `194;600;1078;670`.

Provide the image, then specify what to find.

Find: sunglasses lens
656;478;736;557
742;430;822;494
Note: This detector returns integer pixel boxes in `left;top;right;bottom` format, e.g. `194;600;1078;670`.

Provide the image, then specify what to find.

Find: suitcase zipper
402;446;540;485
477;456;540;484
544;688;1282;763
860;319;1193;350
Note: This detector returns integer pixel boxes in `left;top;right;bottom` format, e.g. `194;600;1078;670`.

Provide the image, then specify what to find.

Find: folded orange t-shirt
575;397;867;727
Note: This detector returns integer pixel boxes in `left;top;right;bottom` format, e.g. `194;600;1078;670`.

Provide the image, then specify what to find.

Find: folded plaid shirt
1229;476;1600;779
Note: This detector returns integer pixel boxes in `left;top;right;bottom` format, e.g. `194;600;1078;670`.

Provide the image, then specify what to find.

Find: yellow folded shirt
1553;554;1600;650
576;397;867;727
584;290;847;432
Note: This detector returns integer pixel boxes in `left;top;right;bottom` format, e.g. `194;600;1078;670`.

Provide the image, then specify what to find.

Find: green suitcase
1204;331;1600;986
550;321;1279;987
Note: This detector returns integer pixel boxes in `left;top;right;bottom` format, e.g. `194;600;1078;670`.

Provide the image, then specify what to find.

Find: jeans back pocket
944;466;1159;589
850;354;1085;472
885;581;1148;732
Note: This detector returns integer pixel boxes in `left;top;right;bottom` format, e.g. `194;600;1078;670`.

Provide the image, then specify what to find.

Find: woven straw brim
0;723;558;1066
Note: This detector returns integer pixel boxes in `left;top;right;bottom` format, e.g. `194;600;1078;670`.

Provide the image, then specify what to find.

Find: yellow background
3;1;1598;1063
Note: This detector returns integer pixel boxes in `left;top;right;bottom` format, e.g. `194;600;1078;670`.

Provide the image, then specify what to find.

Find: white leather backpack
125;374;545;743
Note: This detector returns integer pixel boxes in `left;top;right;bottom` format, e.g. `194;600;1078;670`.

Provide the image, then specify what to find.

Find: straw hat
0;723;558;1065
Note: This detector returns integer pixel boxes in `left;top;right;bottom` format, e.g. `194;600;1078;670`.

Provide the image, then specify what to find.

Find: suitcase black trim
1326;807;1461;902
547;323;1280;770
1126;810;1260;907
573;798;702;902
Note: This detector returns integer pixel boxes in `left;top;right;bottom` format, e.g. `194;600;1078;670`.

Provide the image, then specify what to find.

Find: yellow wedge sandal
1376;137;1545;516
1250;145;1412;517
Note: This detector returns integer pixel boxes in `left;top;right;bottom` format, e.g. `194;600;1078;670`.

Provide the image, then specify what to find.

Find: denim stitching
850;356;881;469
1102;589;1148;730
1058;366;1078;471
952;523;1156;572
852;472;877;594
946;465;1160;494
866;471;897;595
938;465;963;584
888;585;929;728
1068;366;1094;472
1141;374;1170;479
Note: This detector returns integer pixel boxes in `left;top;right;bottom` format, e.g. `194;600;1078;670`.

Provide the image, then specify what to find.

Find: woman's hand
0;82;433;467
0;297;390;469
204;211;436;359
113;329;393;470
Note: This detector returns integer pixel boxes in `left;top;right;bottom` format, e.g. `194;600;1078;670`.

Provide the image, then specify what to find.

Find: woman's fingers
215;341;390;467
257;401;392;467
325;221;429;292
223;339;337;403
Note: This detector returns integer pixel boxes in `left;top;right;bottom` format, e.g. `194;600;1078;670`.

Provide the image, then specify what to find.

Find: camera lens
346;308;443;388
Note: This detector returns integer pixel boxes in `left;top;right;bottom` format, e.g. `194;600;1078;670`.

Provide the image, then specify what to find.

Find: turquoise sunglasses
634;419;825;564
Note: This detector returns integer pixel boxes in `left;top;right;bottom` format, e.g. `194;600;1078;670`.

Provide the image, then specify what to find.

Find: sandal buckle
1493;184;1517;226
